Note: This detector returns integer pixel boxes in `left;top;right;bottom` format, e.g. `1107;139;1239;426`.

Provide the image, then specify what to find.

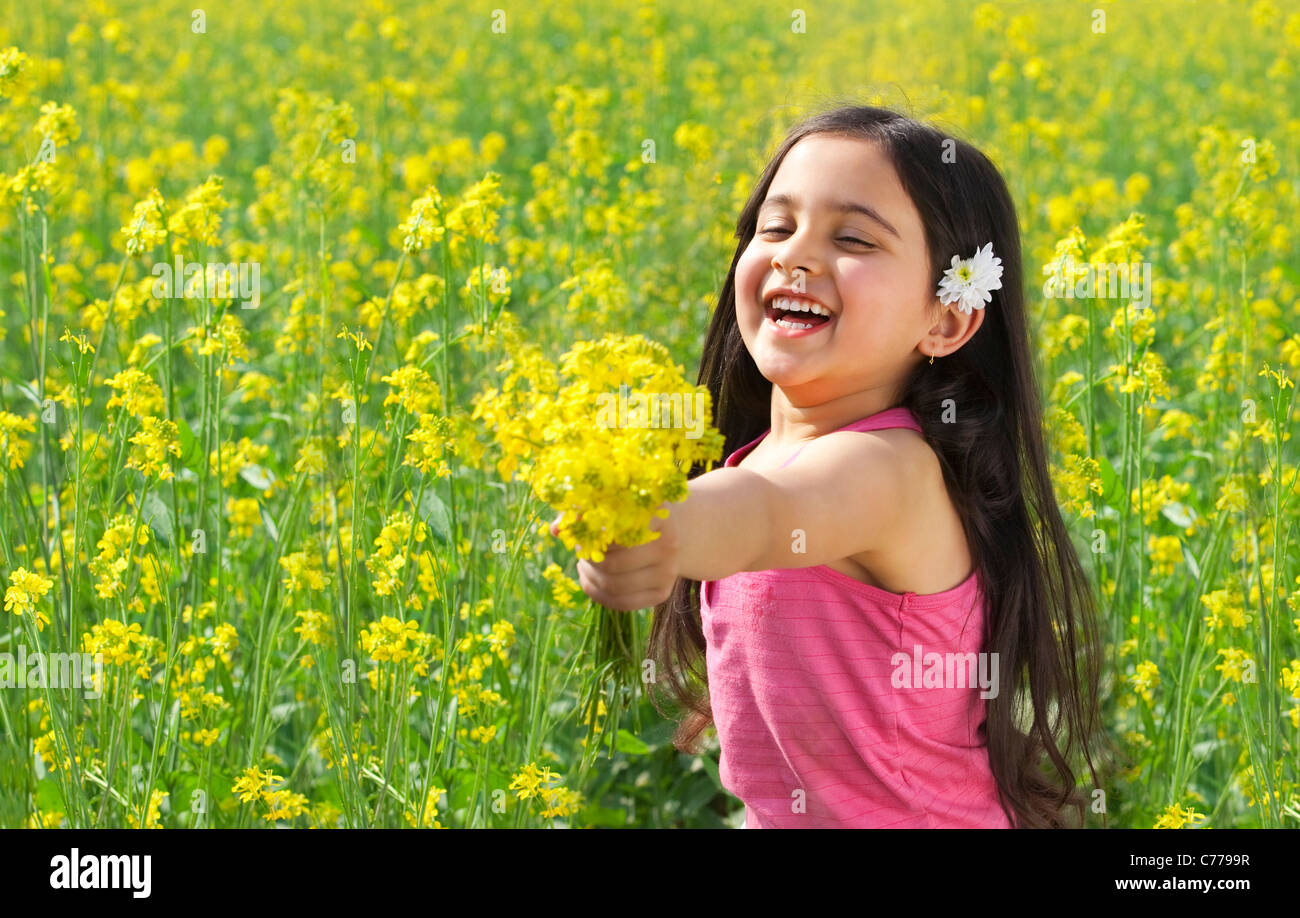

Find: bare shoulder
748;424;943;568
744;420;971;579
812;424;940;485
818;427;971;592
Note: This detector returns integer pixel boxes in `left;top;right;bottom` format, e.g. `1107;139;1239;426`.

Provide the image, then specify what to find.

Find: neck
767;382;902;444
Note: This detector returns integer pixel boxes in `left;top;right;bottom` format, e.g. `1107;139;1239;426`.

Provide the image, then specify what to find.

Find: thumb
550;509;583;537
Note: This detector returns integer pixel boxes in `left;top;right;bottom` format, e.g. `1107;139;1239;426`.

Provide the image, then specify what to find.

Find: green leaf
175;417;202;473
259;501;279;543
1097;454;1120;502
142;491;174;543
1161;501;1196;529
418;486;451;542
210;772;238;815
577;804;630;828
239;463;275;491
614;728;651;756
214;658;235;700
14;380;42;411
679;774;720;812
1139;696;1156;737
695;752;722;790
36;776;65;813
171;773;199;823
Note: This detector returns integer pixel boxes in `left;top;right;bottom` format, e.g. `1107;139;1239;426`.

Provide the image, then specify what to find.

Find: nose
770;228;823;282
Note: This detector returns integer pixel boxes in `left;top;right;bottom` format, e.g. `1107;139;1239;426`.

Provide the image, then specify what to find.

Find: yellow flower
1281;659;1300;697
122;189;166;256
233;766;283;804
210;437;271;489
336;324;372;352
1214;647;1253;683
1158;408;1197;443
5;567;54;631
1054;453;1103;519
34;100;80;147
293;609;331;647
359;615;435;665
382;365;442;416
209;622;238;664
126;789;167;829
672;121;715;163
1154;802;1207;829
90;515;148;600
1215;478;1248;512
0;411;37;469
127;416;182;480
293;440;327;476
58;327;94;355
261;788;309;822
280;550;328;594
1201;587;1249;632
81;619;157;678
474;332;723;563
400;185;446;254
0;46;33;99
127;333;162;367
225;497;261;539
509;762;558;801
542;563;582;609
1259;362;1295;391
1130;660;1159;704
167;175;227;248
538;785;584;820
404;413;456;477
1146;535;1182;577
445;172;506;253
405;785;447;828
105;368;165;419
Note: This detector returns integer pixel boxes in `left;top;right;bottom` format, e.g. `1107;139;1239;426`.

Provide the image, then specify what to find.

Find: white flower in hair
936;242;1003;314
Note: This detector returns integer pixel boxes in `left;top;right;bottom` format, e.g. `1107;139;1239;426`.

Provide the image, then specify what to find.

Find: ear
919;298;985;360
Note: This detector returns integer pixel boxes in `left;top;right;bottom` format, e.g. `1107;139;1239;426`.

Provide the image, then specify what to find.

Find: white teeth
770;295;829;317
774;317;814;329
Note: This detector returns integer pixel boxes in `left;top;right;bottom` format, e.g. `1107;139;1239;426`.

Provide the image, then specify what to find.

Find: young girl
558;105;1104;829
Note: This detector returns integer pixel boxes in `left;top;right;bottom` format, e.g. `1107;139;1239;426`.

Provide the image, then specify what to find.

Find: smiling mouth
763;302;832;329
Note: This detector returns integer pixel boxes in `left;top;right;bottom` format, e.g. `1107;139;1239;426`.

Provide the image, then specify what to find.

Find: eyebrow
758;192;901;239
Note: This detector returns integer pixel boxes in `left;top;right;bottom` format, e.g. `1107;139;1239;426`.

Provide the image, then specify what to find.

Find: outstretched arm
671;429;910;581
562;429;915;609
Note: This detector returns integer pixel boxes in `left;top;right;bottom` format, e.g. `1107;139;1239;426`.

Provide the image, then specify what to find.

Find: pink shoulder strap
775;406;921;469
723;406;923;469
836;406;922;435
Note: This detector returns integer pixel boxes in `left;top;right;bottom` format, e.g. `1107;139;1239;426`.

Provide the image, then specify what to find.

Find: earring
929;354;934;365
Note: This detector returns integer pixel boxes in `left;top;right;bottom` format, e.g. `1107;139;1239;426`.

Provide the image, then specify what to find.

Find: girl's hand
550;503;680;611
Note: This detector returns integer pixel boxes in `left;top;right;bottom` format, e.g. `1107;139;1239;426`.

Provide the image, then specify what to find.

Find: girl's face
735;134;946;403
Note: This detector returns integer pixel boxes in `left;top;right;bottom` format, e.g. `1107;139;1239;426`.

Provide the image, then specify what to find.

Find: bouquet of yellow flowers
473;331;723;769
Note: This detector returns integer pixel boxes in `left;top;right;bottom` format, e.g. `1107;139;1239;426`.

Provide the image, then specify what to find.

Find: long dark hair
645;104;1107;829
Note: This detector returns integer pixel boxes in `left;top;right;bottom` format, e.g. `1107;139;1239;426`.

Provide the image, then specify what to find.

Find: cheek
834;257;881;290
734;246;766;307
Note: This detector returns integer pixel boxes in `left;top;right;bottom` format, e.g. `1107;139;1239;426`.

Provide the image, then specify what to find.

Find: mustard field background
1;0;1298;828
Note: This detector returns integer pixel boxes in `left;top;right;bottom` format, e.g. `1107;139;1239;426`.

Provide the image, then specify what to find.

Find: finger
551;509;586;537
647;502;672;531
578;545;661;576
582;586;673;612
578;558;675;597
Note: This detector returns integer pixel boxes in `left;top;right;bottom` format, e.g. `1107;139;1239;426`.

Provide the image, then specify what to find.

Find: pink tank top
699;406;1014;828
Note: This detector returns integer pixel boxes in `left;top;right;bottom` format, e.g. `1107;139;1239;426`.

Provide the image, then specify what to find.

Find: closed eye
758;228;875;248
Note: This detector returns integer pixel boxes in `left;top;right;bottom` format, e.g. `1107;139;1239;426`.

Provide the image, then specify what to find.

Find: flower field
1;0;1298;828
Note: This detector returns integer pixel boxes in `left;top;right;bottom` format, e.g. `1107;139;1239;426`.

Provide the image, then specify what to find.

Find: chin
752;356;819;388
